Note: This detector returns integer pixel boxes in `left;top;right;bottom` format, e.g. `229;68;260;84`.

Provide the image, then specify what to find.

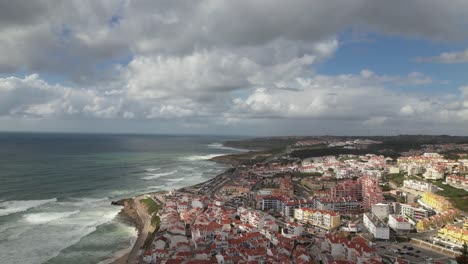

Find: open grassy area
431;180;468;212
151;214;161;228
223;137;300;150
387;173;422;187
387;173;405;186
211;148;284;166
141;198;163;249
432;180;468;197
141;197;161;215
449;197;468;212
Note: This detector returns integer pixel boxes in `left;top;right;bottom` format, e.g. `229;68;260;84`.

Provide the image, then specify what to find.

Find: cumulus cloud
229;72;435;122
0;74;120;118
416;49;468;64
0;0;468;134
1;0;468;75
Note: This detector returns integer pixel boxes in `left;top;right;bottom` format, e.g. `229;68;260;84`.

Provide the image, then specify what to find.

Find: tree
456;243;468;264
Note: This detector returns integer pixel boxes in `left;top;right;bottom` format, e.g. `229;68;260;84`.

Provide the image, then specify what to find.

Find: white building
371;203;390;220
423;153;442;158
363;212;390;240
191;199;205;208
284;222;304;237
423;167;444;180
400;204;430;221
403;179;439;193
388;166;400;174
388;214;412;231
407;164;423;176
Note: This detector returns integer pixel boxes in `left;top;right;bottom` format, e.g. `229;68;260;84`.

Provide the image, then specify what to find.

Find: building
446;174;468;191
388;166;400;174
284;222;304;237
363;212;390;240
261;196;281;211
371;203;390;220
400;203;431;221
403;179;439;193
437;224;468;248
423;166;445;180
388;214;412;231
294;208;340;230
314;197;362;212
419;192;453;213
260;196;306;217
325;176;384;210
361;176;385;209
220;185;250;197
330;179;362;199
320;234;383;264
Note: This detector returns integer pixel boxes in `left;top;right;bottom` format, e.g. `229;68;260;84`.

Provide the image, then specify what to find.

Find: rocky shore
109;198;144;264
112;198;143;232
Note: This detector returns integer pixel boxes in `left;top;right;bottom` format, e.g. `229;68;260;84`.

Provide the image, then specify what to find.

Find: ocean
0;133;244;264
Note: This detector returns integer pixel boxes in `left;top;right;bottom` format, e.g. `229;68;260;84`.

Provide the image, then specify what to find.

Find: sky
1;0;468;136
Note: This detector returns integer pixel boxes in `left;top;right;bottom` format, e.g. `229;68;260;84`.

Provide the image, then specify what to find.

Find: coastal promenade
129;195;155;263
112;195;154;264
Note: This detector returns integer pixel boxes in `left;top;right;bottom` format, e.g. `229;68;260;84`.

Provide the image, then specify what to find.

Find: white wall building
423;167;444;180
388;166;400;174
363;212;390;240
371;203;390;220
403;179;439;193
400;204;430;221
388;214;412;231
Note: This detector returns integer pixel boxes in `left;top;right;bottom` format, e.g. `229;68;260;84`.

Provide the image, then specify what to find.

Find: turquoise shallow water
0;133;242;264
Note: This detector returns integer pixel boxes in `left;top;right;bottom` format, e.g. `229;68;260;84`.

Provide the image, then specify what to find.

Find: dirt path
125;196;155;264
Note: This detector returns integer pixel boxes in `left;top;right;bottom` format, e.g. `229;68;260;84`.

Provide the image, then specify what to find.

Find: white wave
145;167;160;172
146;185;166;190
183;154;226;161
23;210;80;225
0;198;123;264
56;197;109;208
108;190;135;197
0;198;57;217
141;170;178;180
165;177;185;182
179;166;196;171
207;143;248;152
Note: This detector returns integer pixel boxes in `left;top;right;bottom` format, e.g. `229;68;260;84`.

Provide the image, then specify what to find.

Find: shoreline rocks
111;198;143;232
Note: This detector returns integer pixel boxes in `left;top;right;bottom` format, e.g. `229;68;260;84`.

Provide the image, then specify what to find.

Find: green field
431;180;468;211
387;173;421;187
387;173;406;186
141;197;161;215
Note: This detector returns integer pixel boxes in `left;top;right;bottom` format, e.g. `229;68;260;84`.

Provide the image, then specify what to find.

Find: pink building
327;176;383;209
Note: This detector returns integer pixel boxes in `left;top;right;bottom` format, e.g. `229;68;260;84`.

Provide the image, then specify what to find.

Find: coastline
109;158;238;264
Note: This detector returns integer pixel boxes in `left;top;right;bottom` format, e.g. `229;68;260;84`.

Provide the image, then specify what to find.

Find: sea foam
146;185;166;190
183;154;226;161
0;198;57;217
165;177;185;182
23;210;80;225
141;170;178;180
207;143;248;152
145;168;160;172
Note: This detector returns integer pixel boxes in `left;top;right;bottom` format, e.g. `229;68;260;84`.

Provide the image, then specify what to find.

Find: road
126;195;155;264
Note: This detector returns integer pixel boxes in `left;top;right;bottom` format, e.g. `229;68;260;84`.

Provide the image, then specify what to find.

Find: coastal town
118;137;468;264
